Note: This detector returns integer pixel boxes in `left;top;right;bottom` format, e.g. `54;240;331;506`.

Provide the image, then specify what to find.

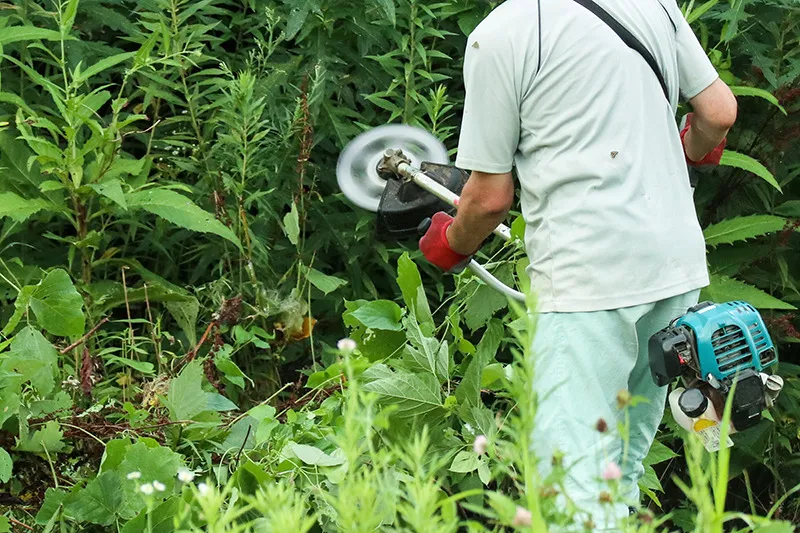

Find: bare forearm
684;78;738;162
684;115;731;162
446;171;514;255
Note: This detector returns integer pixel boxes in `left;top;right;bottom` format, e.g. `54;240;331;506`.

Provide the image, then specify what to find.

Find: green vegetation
0;0;798;531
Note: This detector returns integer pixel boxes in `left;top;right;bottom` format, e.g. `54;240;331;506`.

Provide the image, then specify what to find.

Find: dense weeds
0;0;799;531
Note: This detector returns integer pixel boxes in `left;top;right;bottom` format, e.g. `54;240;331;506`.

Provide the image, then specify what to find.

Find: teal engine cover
676;301;777;383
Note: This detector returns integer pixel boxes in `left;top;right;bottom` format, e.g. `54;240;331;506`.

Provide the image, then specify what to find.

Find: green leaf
396;253;434;334
117;440;184;493
288;443;345;467
361;364;443;419
64;471;126;526
719;151;781;193
643;439;678;466
703;215;787;246
27;270;85;337
701;275;796;310
283;202;300;246
0;517;7;533
127;188;241;250
456;319;503;408
0;27;67;45
165;297;199;346
350;300;403;331
0;192;48;223
164;361;238;421
74;52;136;84
730;86;786;115
15;420;65;453
774;201;800;217
0;447;12;483
89;180;127;210
105;356;155;375
121;497;179;533
752;523;795;533
36;488;68;525
449;450;480;473
4;326;59;395
306;267;347;295
374;0;396;25
404;317;449;383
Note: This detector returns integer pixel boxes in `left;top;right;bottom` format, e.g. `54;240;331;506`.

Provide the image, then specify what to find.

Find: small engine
649;301;781;430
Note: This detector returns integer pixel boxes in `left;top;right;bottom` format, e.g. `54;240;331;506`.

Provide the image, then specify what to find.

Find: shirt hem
534;274;710;313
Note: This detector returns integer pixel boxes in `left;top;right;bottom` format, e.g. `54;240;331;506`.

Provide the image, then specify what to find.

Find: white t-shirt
455;0;719;313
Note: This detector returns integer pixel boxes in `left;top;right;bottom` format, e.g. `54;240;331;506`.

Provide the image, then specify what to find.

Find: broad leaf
719;151;781;192
306;267;347;295
774;201;800;217
361;364;443;419
15;420;65;453
0;192;48;223
703;215;787;246
4;269;85;337
288;443;345;467
4;326;59;395
165;297;200;345
404;316;449;383
64;471;127;526
127;188;241;249
0;448;11;483
117;441;184;493
164;360;238;421
350;300;403;331
701;275;796;310
449;450;480;473
643;439;678;466
456;319;504;408
121;497;179;533
397;253;434;334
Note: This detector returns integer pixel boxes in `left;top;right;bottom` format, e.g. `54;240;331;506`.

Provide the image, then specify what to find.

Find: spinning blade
336;124;449;212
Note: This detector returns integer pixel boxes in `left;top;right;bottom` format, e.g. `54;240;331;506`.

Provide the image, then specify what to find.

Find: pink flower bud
602;462;622;481
473;435;488;455
512;506;532;526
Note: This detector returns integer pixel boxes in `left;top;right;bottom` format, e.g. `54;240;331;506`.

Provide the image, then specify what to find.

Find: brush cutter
336;124;525;302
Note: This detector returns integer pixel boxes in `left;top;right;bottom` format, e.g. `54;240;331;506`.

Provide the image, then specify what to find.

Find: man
419;0;737;529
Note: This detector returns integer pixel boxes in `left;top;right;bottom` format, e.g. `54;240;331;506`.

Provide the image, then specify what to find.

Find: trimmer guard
377;162;469;240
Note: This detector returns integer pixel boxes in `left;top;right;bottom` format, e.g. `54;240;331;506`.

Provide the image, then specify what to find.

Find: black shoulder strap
572;0;670;101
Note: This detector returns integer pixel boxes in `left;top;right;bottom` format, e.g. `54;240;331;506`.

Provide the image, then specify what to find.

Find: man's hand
680;113;726;166
419;170;515;272
419;212;472;272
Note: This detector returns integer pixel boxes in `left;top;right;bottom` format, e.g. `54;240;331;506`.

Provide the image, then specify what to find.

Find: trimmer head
336;124;449;212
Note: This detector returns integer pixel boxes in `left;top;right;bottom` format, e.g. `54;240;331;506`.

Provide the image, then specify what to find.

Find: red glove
419;212;471;272
680;113;726;167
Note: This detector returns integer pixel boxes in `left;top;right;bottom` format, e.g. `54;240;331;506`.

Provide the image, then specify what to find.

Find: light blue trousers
531;290;700;530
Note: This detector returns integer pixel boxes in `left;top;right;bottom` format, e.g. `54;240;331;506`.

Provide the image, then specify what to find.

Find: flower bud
473;435;488;455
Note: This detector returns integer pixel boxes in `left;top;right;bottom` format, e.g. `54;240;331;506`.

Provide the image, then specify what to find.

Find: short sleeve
676;16;719;100
455;31;521;174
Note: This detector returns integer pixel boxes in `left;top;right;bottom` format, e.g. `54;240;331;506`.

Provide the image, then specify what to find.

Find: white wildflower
197;482;211;496
337;338;357;354
473;435;489;455
512;506;532;527
152;480;166;492
139;483;154;495
126;471;142;480
177;469;195;483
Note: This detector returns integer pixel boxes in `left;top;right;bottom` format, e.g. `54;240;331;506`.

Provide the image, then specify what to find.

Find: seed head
616;389;632;409
595;418;608;433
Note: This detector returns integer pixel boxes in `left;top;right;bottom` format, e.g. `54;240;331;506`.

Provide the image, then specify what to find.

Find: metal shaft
396;162;513;242
395;161;525;302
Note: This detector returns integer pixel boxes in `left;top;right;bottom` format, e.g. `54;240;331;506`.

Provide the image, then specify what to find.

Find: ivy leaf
396;253;434;334
0;447;12;483
0;192;48;223
305;267;347;295
719;151;781;193
127;188;242;250
163;361;238;421
64;471;127;526
449;451;480;473
703;215;787;247
361;364;443;419
350;300;403;331
701;275;796;310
